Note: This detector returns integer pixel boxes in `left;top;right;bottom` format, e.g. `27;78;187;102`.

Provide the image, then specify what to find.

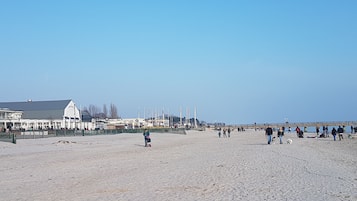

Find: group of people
142;124;352;147
265;125;351;144
265;126;285;144
331;126;345;141
217;127;232;138
316;125;347;141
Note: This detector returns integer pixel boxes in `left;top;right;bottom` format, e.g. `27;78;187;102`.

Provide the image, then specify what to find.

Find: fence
53;128;187;136
0;128;188;143
0;133;16;144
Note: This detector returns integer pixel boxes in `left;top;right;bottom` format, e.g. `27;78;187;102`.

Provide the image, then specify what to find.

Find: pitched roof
0;100;72;119
81;110;92;122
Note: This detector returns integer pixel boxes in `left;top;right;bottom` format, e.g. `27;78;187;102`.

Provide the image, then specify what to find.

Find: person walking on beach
143;129;151;147
332;127;337;141
295;126;300;137
266;125;273;144
277;127;284;144
316;126;320;137
322;126;326;138
337;126;344;140
223;128;227;138
228;128;231;138
325;126;329;137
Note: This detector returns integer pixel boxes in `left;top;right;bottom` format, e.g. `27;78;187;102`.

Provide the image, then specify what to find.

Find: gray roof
81;110;92;122
0;100;71;120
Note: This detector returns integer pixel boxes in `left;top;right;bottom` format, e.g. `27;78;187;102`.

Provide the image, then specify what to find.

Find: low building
107;118;147;129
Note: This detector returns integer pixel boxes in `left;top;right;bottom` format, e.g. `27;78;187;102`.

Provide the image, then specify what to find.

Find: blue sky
1;0;356;124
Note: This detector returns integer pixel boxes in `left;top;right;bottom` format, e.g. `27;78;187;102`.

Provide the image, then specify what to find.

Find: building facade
0;109;23;131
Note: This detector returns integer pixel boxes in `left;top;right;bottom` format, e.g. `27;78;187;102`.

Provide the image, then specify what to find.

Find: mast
186;107;190;127
180;107;182;127
194;107;197;128
162;107;164;127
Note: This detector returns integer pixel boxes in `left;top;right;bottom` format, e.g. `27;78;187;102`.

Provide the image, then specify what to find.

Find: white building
106;118;170;129
0;109;23;131
107;118;147;129
0;100;83;130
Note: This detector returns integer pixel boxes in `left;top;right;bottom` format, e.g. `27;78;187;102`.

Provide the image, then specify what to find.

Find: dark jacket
143;130;150;138
332;128;337;135
266;127;273;135
337;127;344;134
277;130;284;137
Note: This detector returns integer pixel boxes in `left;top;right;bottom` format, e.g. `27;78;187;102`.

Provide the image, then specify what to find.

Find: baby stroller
298;130;304;138
145;136;151;147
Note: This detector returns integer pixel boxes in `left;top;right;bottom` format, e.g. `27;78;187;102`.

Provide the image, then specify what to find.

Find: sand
0;129;356;201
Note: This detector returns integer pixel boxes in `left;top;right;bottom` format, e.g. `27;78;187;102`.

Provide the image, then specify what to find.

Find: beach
0;129;356;201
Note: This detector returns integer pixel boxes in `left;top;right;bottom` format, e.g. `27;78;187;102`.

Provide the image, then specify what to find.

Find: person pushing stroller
143;129;151;147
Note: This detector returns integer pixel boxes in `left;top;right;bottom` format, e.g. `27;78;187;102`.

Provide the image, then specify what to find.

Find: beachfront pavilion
0;109;23;131
0;100;82;131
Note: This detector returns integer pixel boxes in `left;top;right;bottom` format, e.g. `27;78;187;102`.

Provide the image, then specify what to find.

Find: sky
1;0;356;124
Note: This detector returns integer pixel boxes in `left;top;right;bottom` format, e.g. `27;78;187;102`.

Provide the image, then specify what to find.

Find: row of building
0;100;172;132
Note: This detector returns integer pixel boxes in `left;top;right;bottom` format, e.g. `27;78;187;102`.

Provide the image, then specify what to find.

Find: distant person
331;127;337;141
277;127;284;144
143;129;151;147
316;126;320;136
288;127;291;133
265;125;273;145
337;126;344;140
295;126;301;137
319;126;325;138
223;128;227;138
228;128;231;138
351;125;354;134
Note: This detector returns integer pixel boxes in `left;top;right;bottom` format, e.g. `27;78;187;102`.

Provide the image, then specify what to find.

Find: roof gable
0;100;71;111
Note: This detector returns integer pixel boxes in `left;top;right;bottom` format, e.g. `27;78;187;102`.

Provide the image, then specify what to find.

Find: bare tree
88;104;100;118
103;104;108;118
110;103;119;119
81;106;88;114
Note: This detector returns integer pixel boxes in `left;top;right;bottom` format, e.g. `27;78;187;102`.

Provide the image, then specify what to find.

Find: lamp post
74;104;76;130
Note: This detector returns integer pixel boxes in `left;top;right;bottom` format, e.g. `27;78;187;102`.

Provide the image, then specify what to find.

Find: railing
0;132;16;144
53;128;187;136
0;128;188;143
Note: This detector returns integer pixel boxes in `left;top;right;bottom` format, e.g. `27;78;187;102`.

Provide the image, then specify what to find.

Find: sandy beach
0;129;356;201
